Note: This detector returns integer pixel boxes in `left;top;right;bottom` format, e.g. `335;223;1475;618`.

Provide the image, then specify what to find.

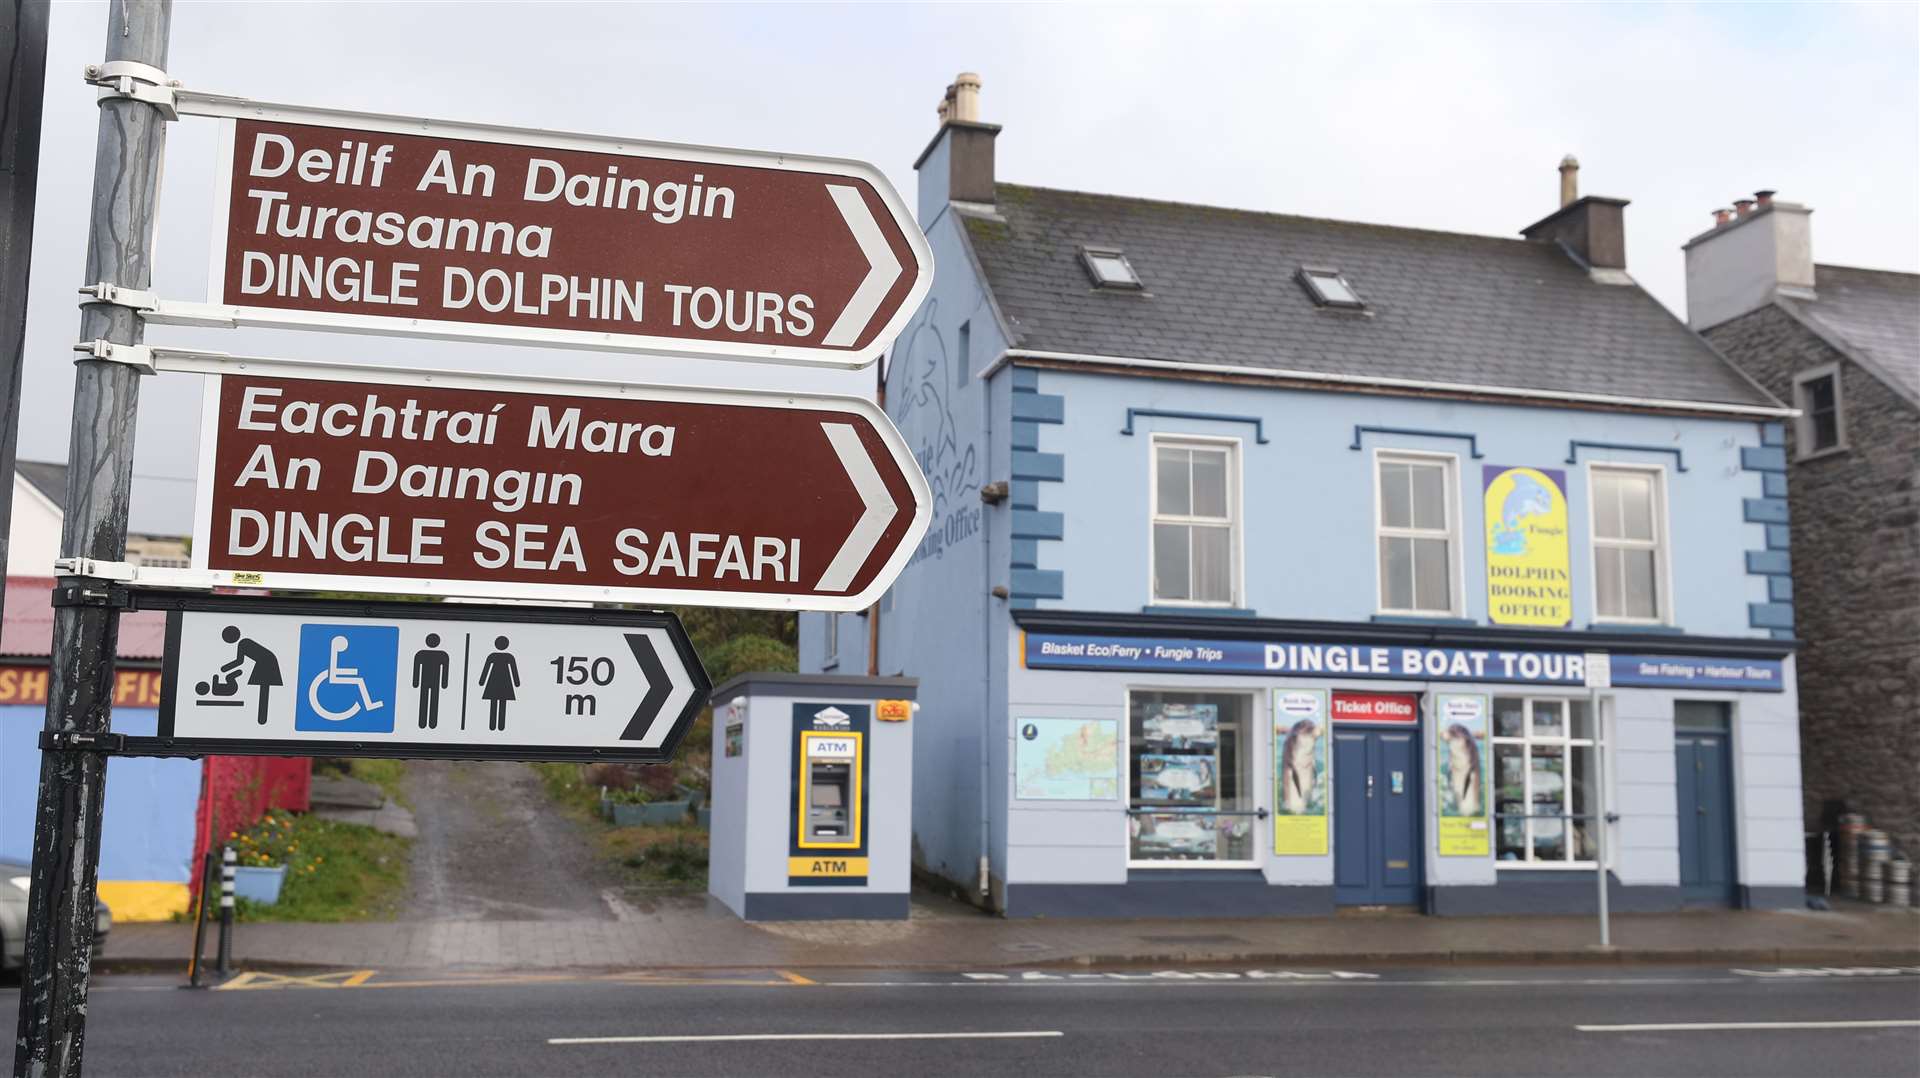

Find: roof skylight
1081;247;1142;290
1299;267;1365;309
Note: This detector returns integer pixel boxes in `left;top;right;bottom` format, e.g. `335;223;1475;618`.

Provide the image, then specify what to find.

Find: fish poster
1272;689;1329;856
1139;753;1218;802
1482;465;1571;627
1435;693;1492;856
1140;703;1218;750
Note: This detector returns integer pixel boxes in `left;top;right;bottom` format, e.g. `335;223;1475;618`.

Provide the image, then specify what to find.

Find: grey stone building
1684;194;1920;863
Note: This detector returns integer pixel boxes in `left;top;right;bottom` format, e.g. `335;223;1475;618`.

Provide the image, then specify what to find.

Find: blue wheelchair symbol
294;624;399;734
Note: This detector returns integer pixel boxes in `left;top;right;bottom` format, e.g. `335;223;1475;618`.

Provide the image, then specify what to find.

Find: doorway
1675;702;1738;906
1333;727;1423;905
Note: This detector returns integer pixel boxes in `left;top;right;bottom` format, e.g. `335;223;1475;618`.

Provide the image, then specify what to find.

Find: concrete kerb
92;945;1920;978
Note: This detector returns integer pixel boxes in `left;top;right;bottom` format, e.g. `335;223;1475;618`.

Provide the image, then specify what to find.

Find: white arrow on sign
821;185;906;348
815;422;900;594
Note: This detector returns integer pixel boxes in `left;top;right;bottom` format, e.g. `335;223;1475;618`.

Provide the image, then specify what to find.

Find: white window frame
821;613;838;669
1791;362;1847;459
1491;695;1606;870
1080;246;1143;290
1371;449;1464;618
1147;434;1244;608
1585;462;1674;627
1123;686;1263;870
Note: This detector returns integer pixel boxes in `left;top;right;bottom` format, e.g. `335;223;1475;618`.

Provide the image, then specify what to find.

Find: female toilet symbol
478;637;520;732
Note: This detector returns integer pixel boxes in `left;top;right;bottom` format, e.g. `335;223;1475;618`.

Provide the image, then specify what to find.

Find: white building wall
8;476;63;577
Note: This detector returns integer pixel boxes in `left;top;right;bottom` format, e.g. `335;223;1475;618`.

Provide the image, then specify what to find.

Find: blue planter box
609;800;691;827
694;806;712;831
232;865;287;905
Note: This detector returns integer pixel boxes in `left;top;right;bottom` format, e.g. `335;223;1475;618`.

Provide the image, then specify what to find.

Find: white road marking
814;421;896;593
1577;1020;1920;1033
550;1030;1063;1046
820;185;903;347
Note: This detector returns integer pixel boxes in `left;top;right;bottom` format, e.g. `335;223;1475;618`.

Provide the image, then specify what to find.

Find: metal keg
1839;815;1868;897
1889;859;1913;908
1864;859;1886;904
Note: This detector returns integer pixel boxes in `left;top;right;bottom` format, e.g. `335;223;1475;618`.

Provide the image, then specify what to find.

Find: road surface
11;962;1917;1076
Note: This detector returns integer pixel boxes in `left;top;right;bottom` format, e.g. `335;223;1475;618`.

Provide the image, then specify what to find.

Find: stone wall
1707;304;1920;863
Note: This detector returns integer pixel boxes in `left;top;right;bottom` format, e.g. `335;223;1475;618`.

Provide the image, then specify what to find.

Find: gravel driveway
401;761;616;922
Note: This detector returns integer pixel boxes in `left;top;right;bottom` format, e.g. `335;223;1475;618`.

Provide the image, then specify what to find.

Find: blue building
802;77;1804;918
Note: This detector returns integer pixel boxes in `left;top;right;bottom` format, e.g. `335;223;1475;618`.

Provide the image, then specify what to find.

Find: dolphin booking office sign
1482;464;1571;628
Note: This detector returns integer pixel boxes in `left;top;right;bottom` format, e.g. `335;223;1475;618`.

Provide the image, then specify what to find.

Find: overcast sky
19;1;1918;535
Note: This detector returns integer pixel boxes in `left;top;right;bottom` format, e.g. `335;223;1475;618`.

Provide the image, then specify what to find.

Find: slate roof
11;459;196;537
962;184;1778;408
13;460;69;511
1784;264;1920;405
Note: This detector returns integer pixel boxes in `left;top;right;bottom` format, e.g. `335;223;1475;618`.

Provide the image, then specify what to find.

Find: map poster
1015;718;1120;800
1483;465;1572;628
1435;693;1492;856
1272;689;1329;856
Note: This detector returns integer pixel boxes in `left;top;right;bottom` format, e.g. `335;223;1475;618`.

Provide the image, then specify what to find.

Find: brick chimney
913;71;1000;222
1682;190;1815;330
1521;156;1630;274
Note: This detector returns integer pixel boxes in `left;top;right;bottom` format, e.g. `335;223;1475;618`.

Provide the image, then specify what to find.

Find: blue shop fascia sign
1023;633;1784;692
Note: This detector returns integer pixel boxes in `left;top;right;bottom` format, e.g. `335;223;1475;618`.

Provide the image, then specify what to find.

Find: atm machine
707;673;916;920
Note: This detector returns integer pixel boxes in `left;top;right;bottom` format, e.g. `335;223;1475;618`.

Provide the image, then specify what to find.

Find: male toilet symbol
478;637;520;732
194;625;282;725
413;634;451;730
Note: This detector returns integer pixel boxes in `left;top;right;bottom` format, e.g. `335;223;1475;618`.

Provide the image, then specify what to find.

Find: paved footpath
401;760;618;922
104;894;1920;973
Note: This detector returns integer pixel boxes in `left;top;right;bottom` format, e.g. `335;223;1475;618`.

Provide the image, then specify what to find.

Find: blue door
1675;730;1737;905
1334;728;1423;905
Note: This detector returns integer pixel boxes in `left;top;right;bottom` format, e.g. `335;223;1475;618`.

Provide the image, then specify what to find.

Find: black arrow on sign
621;633;673;741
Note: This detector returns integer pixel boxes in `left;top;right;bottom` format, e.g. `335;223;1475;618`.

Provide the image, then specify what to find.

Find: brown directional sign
182;97;932;369
170;352;930;611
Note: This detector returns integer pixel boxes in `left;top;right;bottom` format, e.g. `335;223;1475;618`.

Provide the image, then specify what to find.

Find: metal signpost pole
0;0;51;602
13;3;171;1075
1581;652;1612;950
1593;685;1609;948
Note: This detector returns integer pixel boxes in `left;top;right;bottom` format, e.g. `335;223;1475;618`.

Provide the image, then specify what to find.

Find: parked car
0;860;112;972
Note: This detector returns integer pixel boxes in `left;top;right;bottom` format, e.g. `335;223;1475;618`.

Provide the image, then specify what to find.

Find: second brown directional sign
163;351;930;611
174;95;932;369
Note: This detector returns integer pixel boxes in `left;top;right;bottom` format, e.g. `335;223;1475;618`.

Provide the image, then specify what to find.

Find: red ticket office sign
1330;691;1421;725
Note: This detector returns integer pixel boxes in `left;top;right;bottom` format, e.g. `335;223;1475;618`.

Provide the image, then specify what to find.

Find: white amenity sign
154;596;709;762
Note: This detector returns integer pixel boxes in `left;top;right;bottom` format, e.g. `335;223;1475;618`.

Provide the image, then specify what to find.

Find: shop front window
1493;696;1599;865
1127;691;1255;863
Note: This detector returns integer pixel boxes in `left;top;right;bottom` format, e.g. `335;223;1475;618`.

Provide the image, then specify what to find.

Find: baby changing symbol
294;624;399;734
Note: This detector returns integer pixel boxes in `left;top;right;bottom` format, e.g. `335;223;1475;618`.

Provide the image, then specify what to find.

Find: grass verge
222;809;412;923
602;825;709;888
530;761;603;820
344;758;410;808
530;763;708;891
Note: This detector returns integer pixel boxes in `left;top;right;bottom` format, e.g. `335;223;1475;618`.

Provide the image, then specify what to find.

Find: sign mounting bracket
72;339;155;374
83;59;180;120
51;556;139;582
79;281;160;312
50;579;132;610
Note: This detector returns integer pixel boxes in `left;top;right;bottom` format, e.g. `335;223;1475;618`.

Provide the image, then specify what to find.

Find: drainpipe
979;362;995;902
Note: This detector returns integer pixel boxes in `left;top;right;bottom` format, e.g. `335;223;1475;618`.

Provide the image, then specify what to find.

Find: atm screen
811;784;843;808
